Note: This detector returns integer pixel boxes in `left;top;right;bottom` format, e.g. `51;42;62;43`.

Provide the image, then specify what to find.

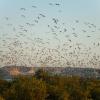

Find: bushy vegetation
0;69;100;100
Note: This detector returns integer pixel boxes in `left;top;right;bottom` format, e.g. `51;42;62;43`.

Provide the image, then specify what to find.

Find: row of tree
0;69;100;100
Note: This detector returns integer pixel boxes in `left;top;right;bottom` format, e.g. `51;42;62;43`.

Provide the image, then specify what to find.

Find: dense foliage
0;69;100;100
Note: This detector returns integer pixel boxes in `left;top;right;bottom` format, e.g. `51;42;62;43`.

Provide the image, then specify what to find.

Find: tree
90;87;100;100
0;96;5;100
3;76;47;100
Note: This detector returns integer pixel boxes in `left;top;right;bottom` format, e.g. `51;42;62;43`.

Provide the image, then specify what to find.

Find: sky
0;0;100;68
0;0;100;18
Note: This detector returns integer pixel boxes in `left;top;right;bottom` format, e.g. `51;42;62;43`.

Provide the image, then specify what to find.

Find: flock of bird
0;0;100;68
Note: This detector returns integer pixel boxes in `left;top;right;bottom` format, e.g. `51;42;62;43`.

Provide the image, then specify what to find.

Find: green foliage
3;76;47;100
35;69;50;80
46;85;69;100
0;96;5;100
90;87;100;100
0;69;100;100
0;80;10;95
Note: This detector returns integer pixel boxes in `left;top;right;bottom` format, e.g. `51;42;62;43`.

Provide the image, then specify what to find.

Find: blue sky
0;0;100;67
0;0;100;17
0;0;100;36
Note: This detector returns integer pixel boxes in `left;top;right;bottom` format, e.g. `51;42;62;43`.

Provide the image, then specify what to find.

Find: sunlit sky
0;0;100;68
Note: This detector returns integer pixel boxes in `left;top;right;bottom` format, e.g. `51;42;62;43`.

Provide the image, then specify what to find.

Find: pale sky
0;0;100;68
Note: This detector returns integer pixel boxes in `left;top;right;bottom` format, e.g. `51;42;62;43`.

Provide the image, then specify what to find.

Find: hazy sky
0;0;100;17
0;0;100;68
